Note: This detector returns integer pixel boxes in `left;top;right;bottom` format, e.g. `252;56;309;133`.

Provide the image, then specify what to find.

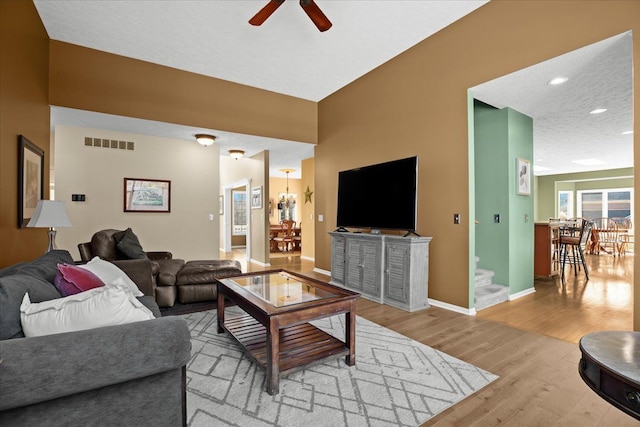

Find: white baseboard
249;258;270;267
428;299;477;316
301;255;315;262
313;267;331;277
509;287;535;301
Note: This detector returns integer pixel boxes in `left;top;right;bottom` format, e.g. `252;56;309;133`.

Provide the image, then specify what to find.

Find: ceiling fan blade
249;0;285;26
300;0;332;32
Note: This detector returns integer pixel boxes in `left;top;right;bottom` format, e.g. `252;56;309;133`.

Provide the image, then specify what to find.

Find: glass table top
223;271;337;307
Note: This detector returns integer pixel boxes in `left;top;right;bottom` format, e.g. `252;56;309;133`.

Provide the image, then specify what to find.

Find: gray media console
329;232;432;312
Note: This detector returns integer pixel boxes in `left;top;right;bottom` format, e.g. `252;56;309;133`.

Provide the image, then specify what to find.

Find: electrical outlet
494;214;501;223
454;213;460;224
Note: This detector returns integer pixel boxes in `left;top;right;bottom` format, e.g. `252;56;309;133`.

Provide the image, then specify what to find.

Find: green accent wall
474;101;534;297
536;168;634;220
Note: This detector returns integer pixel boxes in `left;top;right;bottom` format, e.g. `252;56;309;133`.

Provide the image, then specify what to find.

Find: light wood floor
220;249;637;426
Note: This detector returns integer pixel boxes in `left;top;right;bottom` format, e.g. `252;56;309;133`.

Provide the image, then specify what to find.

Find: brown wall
49;41;318;145
0;0;51;266
316;0;640;324
301;157;315;260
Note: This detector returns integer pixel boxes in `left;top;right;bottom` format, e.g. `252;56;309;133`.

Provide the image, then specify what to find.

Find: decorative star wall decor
304;185;313;204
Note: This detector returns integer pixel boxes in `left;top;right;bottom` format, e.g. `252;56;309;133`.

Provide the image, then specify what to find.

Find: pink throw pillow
54;263;105;296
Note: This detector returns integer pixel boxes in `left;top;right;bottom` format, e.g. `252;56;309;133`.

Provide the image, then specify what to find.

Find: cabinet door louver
345;240;363;290
362;242;381;295
386;244;409;303
331;236;345;285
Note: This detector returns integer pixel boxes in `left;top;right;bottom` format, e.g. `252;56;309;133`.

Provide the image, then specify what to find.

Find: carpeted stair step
475;268;495;288
475;283;509;311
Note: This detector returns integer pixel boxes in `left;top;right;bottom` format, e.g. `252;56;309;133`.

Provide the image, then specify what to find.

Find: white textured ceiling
472;31;633;177
34;1;633;177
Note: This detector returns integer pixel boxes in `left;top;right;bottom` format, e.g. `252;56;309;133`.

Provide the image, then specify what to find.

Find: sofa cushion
20;279;155;337
176;260;242;286
114;228;148;260
136;295;161;318
54;263;105;296
156;259;186;287
0;250;75;282
78;257;144;297
89;229;121;260
0;274;62;340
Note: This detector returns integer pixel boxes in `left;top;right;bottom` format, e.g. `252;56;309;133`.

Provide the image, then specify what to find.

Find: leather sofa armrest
0;317;191;411
111;259;155;297
146;251;173;260
77;242;93;262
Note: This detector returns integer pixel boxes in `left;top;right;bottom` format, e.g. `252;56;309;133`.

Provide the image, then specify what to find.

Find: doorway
468;31;634;315
222;178;251;261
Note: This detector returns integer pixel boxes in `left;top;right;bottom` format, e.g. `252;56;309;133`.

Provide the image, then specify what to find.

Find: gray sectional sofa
0;250;192;426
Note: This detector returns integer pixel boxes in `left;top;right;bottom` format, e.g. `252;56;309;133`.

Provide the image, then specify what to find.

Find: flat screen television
336;156;418;232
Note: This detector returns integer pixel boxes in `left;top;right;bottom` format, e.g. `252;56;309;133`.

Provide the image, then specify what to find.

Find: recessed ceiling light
547;77;568;85
572;159;606;166
622;130;633;135
589;108;607;114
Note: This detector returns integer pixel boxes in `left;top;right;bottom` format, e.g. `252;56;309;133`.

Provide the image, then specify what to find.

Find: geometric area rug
182;308;498;427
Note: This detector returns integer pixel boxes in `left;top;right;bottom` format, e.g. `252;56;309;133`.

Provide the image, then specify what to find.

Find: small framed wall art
251;186;263;209
516;158;531;196
124;178;171;212
18;135;44;228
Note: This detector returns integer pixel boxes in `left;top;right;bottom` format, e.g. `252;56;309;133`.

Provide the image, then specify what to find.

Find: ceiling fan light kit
249;0;332;32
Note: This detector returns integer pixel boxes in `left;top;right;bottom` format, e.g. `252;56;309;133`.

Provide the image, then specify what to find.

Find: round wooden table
579;331;640;420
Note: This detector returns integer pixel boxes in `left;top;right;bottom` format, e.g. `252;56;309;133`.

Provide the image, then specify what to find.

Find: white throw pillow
78;257;144;297
20;280;155;337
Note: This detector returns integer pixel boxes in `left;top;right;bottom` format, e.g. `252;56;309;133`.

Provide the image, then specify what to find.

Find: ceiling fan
249;0;332;32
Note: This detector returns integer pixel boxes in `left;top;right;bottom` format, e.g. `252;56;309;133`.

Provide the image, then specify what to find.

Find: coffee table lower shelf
223;313;349;374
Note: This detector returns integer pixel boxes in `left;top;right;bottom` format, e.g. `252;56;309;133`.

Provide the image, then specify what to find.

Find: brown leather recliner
78;229;185;308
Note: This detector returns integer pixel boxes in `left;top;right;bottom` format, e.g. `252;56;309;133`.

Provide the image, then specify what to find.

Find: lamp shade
27;200;72;228
195;134;216;146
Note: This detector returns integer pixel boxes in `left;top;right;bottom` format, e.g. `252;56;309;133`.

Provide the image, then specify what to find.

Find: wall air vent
84;137;134;151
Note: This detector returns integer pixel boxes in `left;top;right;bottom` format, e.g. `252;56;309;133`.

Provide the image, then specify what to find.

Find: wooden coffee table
216;269;360;395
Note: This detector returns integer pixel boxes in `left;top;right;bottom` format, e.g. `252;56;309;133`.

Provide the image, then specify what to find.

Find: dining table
269;224;302;252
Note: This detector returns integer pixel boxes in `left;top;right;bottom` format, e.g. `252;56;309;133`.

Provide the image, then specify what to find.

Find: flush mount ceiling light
589;108;607;114
547;77;568;85
195;134;216;146
229;149;245;160
622;130;634;135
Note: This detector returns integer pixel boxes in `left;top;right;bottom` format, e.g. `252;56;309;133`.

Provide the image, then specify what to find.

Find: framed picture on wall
124;178;171;212
516;158;531;195
251;186;263;209
18;135;44;228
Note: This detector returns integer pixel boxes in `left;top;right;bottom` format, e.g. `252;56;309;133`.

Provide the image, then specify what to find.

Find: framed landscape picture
18;135;44;228
124;178;171;212
516;158;531;195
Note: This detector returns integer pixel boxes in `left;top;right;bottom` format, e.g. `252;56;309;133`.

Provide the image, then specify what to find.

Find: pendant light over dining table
278;169;296;218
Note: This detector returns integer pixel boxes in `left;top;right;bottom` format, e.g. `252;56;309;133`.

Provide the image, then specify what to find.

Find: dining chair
591;217;619;256
559;218;593;281
612;217;633;255
274;220;295;252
